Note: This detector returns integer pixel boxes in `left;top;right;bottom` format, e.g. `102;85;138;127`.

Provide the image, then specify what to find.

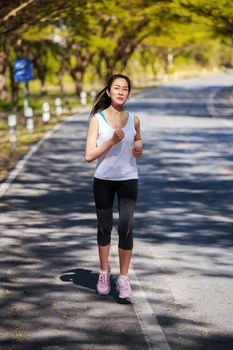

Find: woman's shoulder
131;114;140;126
90;113;101;121
89;114;99;126
128;111;139;119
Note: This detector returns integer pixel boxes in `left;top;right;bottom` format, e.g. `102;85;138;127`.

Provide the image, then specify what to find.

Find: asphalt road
0;73;233;350
127;73;233;350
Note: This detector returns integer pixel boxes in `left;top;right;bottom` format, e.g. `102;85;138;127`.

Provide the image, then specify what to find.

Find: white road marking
130;266;172;350
112;242;171;350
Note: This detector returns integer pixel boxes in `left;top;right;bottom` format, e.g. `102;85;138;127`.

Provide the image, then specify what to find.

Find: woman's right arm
85;116;123;162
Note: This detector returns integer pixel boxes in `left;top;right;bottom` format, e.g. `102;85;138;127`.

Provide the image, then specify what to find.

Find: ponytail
89;74;131;117
89;88;111;117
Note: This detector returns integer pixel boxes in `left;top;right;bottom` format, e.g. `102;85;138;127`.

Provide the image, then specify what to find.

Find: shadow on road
60;268;132;305
0;117;144;350
129;84;233;119
131;103;233;350
135;125;233;249
0;79;233;350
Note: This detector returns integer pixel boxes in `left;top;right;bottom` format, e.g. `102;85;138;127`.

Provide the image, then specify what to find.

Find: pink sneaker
116;275;133;299
97;269;111;295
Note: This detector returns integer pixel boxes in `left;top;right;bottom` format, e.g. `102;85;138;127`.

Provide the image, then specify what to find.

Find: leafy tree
179;0;233;44
91;0;174;78
1;0;232;103
0;0;85;100
56;13;97;95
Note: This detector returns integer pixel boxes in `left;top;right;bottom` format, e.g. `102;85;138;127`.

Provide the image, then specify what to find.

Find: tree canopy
0;0;232;101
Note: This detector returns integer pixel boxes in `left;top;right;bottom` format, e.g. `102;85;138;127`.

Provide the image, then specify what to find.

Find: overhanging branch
3;0;36;22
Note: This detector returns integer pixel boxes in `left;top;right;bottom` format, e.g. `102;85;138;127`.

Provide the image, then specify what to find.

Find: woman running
85;74;143;298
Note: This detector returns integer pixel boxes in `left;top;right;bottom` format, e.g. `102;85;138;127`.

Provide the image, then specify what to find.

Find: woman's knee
97;224;112;246
119;231;133;250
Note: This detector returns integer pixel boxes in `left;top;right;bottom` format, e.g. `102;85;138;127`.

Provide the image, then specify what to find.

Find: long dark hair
89;74;131;117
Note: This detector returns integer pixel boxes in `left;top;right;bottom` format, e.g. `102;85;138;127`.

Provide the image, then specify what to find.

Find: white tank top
94;111;138;180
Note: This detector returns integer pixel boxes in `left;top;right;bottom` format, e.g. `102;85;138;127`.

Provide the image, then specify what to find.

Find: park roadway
0;73;233;350
127;73;233;350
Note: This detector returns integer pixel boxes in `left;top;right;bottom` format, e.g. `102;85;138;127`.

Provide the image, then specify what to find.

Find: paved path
128;73;233;350
0;73;233;350
0;116;147;350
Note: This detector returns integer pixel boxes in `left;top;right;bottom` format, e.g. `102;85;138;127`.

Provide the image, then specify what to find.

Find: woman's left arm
133;116;143;157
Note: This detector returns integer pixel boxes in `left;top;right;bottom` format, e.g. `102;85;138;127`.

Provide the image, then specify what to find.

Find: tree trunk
58;61;71;112
70;69;84;96
74;75;83;96
0;52;8;100
40;77;47;95
33;60;47;95
58;64;64;95
8;60;19;111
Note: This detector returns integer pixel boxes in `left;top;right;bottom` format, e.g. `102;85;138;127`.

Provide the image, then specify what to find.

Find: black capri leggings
93;177;138;250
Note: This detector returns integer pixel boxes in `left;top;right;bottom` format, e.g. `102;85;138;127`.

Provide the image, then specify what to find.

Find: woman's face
108;78;130;106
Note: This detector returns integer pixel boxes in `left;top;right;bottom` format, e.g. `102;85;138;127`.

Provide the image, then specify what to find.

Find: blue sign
14;59;33;82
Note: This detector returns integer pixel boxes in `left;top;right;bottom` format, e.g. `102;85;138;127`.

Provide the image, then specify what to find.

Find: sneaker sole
118;294;132;299
116;285;132;299
97;285;111;295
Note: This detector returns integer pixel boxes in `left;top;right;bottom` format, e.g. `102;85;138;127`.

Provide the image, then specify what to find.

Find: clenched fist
133;145;143;157
111;128;125;144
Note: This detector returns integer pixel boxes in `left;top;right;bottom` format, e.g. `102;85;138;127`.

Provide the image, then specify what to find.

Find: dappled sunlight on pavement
0;115;146;350
0;74;233;350
128;75;233;350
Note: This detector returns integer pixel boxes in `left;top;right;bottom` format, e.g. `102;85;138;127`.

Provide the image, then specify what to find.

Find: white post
80;91;87;105
8;114;17;148
25;107;34;133
42;102;50;123
55;98;62;117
